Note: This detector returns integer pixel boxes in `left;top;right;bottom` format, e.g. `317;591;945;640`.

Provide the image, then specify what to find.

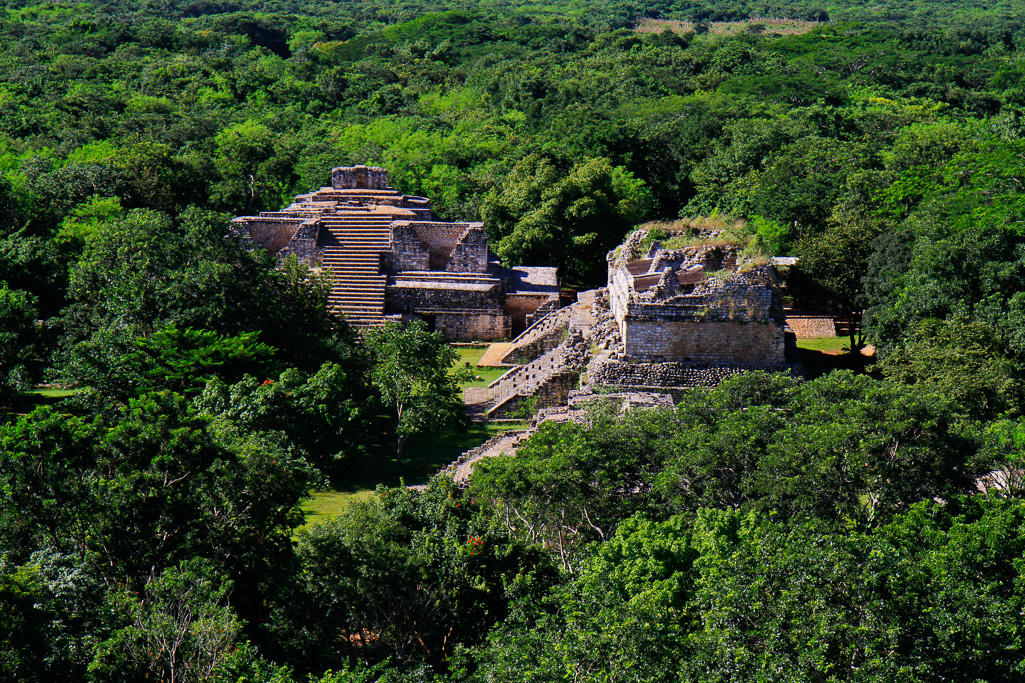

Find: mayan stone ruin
476;226;799;420
230;165;559;341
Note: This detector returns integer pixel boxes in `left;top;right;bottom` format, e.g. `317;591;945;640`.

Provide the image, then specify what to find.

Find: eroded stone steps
316;215;397;327
391;272;501;284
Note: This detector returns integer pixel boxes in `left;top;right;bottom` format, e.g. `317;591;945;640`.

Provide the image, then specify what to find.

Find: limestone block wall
525;298;560;328
433;311;510;341
446;224;488;273
489;371;578;418
505;294;554;335
389;221;484;271
233;217;305;256
588;354;796;389
504;305;573;364
608;266;635;338
388;223;430;271
650;246;735;274
786;316;836;338
387;284;502;313
623;320;786;364
278;220;321;266
487;335;588;414
332;165;389;190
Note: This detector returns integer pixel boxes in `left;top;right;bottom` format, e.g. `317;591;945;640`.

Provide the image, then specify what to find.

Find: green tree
213;120;295;212
0;395;314;611
790;218;883;351
363;321;466;461
59;209;349;388
483;155;652;285
95;559;241;683
88;326;277;403
0;283;37;401
196;361;373;481
280;480;558;671
879;318;1023;422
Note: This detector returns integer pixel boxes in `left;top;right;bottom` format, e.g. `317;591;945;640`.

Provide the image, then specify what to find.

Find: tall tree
362;320;466;461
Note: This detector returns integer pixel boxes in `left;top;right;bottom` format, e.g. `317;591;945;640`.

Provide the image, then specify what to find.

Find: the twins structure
230;165;559;340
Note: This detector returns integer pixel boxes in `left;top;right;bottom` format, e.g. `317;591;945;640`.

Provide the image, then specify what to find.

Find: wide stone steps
317;215;396;328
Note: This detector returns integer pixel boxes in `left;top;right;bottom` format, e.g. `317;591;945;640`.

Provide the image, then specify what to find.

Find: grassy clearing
796;337;850;352
451;345;510;388
635;17;824;36
2;386;84;414
28;388;80;398
300;489;377;529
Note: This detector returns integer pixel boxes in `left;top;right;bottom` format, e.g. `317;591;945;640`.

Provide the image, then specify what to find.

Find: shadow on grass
798;347;875;380
303;420;528;527
352;421;527;490
1;388;83;420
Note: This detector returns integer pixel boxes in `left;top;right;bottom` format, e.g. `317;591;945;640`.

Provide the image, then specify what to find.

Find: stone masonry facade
481;227;800;419
230;165;559;340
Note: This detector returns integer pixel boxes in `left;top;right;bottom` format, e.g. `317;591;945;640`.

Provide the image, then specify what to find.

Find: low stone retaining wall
588;353;798;389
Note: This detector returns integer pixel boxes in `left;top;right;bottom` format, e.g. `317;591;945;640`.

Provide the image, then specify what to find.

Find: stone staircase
502;304;574;364
319;214;393;326
486;333;588;418
436;429;529;487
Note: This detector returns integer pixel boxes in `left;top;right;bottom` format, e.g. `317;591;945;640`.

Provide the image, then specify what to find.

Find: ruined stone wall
388;285;503;313
650;246;735;274
608;265;634;339
446;225;488;273
236;218;304;256
433;311;510;341
588;354;795;389
786;316;836;338
489;371;579;418
278;220;321;266
416;222;465;270
525;298;560;328
625;284;778;323
332;165;389;190
505;294;552;335
388;222;430;271
623;320;786;364
389;221;484;271
504;305;573;363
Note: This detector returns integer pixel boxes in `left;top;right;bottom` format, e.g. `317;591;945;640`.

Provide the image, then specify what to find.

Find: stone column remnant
331;165;390;190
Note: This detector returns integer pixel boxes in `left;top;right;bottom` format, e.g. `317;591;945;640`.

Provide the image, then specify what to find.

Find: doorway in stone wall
422;314;437;333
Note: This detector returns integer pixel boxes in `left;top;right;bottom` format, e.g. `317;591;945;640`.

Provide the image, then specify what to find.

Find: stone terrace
231;165;559;340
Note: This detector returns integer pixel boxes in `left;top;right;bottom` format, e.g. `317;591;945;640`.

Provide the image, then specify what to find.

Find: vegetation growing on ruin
3;0;1025;680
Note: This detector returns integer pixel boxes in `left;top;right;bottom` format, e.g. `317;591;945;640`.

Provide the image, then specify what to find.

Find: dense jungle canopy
3;0;1025;680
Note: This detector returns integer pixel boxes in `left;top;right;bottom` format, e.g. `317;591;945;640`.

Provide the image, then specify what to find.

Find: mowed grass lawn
795;336;850;353
451;345;510;387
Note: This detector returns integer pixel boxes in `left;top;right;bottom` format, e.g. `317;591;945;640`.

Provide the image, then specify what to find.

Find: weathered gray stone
230;166;560;339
